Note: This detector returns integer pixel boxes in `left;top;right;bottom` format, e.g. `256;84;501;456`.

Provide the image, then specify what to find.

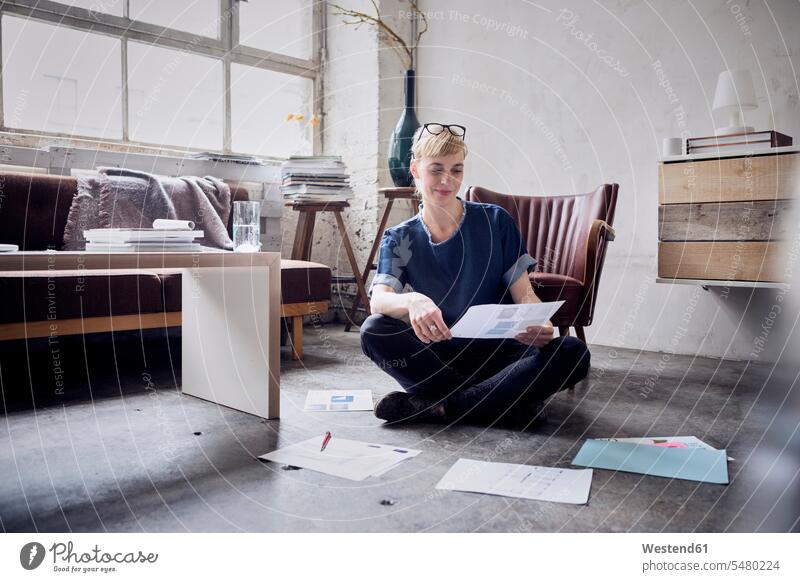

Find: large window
2;16;123;139
231;64;313;157
127;42;224;150
0;1;321;158
239;0;314;59
129;0;220;36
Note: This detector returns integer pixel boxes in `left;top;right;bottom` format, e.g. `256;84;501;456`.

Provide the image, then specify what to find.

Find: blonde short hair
411;125;468;160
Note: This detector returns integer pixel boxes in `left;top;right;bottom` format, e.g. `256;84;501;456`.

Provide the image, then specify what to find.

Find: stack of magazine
190;152;263;165
280;155;352;202
83;228;205;252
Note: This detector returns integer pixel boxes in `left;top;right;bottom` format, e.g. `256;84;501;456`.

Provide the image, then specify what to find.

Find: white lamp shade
712;69;757;111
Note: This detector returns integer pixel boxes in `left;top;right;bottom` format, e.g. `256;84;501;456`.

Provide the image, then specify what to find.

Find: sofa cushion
0;270;165;323
0;173;77;251
280;260;331;304
529;272;584;325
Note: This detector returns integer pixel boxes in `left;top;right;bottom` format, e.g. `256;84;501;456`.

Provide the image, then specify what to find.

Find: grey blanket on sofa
62;167;234;250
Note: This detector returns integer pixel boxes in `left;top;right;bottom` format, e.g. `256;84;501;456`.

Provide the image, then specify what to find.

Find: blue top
369;197;537;326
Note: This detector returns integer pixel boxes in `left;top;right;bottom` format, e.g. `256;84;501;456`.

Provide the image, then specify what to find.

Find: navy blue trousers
360;314;590;424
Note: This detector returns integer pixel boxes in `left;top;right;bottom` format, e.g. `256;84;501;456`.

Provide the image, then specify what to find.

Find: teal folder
571;439;729;484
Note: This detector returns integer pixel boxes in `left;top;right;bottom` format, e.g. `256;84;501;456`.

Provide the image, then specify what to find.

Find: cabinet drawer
659;153;800;204
658;200;792;241
658;241;783;282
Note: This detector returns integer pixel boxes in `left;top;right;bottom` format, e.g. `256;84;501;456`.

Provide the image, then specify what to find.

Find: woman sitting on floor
360;123;590;427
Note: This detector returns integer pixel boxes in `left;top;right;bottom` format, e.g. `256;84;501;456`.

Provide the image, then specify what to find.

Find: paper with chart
304;390;373;412
259;436;421;481
436;458;592;504
596;436;734;461
450;301;565;339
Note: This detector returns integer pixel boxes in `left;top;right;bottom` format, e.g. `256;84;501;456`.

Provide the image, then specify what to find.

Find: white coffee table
0;250;281;419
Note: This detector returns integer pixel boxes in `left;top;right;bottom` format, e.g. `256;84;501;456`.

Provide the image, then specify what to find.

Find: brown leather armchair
466;184;618;342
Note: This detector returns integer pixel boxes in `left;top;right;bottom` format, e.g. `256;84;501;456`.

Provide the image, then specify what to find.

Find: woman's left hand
514;321;555;347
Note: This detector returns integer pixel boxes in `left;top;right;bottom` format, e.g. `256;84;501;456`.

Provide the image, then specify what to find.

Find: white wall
408;0;800;360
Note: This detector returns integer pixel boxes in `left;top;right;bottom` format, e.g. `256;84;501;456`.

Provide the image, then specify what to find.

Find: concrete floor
0;324;783;532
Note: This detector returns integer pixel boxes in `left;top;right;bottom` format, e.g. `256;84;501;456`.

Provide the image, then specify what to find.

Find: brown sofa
0;171;330;360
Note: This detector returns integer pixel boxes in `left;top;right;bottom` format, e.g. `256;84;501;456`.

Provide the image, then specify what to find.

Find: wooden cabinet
657;148;799;284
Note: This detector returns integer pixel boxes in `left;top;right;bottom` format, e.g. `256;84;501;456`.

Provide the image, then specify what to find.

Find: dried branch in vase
329;0;428;70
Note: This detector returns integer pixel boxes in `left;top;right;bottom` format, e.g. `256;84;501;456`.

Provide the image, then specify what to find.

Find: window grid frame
0;0;324;159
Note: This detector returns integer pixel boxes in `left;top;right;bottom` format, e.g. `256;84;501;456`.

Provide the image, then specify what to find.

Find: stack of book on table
83;228;205;252
280;155;352;203
686;130;792;155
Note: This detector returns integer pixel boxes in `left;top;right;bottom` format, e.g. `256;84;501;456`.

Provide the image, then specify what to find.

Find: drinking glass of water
233;201;262;252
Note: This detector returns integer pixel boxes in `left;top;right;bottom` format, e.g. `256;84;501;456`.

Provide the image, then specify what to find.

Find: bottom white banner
1;533;797;580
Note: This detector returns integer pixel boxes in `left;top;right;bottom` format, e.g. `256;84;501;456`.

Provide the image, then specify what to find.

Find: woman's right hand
407;293;452;344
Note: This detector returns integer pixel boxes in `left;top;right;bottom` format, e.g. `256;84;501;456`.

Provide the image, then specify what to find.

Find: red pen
320;431;332;452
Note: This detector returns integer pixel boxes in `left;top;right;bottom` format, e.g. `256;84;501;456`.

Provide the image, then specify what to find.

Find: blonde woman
360;123;590;426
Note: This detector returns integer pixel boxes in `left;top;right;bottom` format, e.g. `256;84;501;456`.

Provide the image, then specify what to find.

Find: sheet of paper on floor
259;436;420;481
304;390;373;412
436;458;592;504
571;439;729;484
450;300;565;339
596;435;735;460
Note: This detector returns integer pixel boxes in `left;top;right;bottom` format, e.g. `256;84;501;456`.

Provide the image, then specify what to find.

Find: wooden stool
344;187;419;331
286;199;370;323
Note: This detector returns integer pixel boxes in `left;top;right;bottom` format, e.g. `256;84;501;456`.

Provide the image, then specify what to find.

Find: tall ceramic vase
388;69;420;187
